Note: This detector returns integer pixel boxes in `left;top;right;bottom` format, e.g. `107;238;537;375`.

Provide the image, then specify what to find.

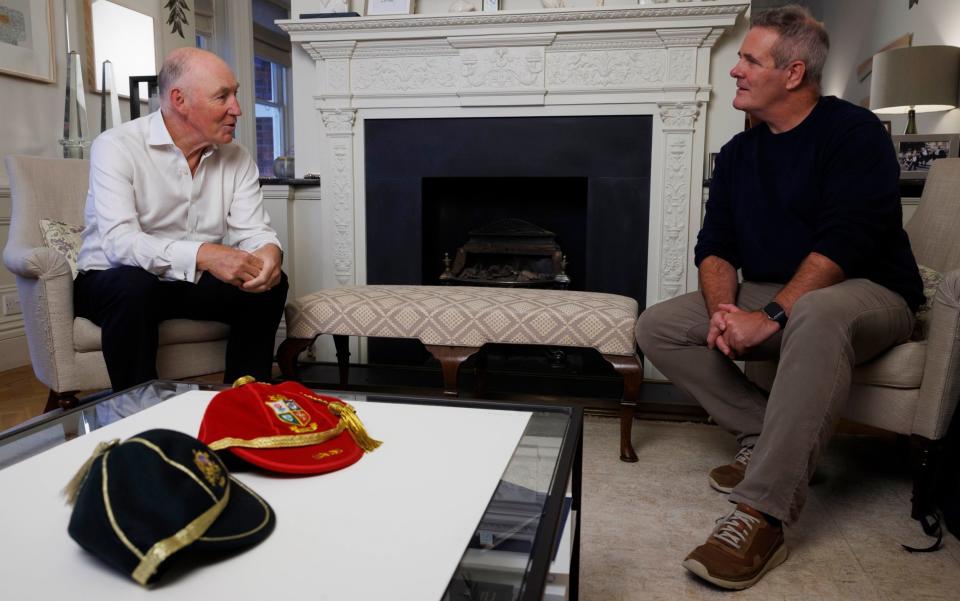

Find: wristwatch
762;301;788;329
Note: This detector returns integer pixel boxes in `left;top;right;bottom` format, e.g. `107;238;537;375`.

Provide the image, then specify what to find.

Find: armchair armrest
914;268;960;439
2;242;77;391
2;244;72;280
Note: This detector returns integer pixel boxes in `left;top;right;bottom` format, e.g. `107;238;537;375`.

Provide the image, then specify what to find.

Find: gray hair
157;48;194;102
751;4;829;88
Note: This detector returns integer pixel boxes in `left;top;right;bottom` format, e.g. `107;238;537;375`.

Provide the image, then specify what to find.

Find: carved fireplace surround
279;2;748;373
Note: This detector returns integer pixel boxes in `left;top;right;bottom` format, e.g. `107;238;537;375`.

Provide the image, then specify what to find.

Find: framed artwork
0;0;56;83
892;134;960;180
365;0;413;15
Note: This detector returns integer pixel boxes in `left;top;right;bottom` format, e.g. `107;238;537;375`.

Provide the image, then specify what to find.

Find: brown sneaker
709;445;752;493
682;503;788;590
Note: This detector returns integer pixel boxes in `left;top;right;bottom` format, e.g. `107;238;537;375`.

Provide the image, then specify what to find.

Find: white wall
816;0;960;134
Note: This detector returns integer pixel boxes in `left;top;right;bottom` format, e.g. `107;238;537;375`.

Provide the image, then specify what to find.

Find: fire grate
439;218;570;289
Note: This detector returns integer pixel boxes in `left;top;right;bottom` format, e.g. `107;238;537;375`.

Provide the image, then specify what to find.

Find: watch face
763;302;787;326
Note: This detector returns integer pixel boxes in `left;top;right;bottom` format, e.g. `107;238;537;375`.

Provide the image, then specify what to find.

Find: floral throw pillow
39;219;84;279
912;264;944;341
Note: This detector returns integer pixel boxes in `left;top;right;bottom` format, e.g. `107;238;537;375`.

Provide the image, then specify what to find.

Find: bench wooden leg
333;335;351;386
602;353;642;463
425;345;481;397
277;337;315;381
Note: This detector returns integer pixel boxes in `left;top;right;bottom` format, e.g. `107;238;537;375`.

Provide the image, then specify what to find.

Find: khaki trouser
635;279;914;523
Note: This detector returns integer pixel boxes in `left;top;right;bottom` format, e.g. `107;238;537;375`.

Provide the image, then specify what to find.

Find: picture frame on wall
365;0;413;15
0;0;56;83
892;134;960;180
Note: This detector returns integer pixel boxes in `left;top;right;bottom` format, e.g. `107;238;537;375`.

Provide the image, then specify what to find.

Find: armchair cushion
39;219;83;279
73;318;231;352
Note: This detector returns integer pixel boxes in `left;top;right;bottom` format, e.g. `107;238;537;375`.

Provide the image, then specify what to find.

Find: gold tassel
326;402;382;453
232;375;257;388
62;439;120;505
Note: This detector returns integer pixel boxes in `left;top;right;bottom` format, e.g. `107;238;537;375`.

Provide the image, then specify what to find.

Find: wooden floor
0;365;57;432
0;366;227;433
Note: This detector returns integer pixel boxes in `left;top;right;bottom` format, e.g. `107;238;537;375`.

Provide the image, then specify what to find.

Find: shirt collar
148;110;219;159
148;111;175;147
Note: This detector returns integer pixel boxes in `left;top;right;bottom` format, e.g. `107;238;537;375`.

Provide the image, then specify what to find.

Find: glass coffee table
0;380;582;601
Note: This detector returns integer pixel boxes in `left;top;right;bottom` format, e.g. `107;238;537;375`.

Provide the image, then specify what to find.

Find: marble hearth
279;2;749;373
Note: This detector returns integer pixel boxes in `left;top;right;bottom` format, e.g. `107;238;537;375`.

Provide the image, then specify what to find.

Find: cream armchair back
746;158;960;523
3;155;228;411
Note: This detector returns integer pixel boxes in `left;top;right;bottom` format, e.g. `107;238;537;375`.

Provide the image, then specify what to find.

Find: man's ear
169;87;188;115
784;60;807;91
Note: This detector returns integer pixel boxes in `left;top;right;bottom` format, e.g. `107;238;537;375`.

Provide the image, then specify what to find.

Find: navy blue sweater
695;96;924;312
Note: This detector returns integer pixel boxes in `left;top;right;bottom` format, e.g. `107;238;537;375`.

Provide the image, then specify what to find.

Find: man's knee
635;293;702;354
789;287;855;333
634;304;663;352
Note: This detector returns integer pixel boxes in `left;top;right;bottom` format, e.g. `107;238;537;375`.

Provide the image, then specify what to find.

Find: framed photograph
365;0;413;15
0;0;56;83
892;134;960;180
881;120;892;136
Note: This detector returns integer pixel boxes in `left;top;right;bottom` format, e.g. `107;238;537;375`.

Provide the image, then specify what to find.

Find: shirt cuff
168;240;205;283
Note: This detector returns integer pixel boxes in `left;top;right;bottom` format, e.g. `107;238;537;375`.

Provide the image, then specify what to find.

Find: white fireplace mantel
279;2;748;370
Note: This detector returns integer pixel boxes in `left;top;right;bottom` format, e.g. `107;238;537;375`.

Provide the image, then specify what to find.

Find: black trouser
74;266;289;391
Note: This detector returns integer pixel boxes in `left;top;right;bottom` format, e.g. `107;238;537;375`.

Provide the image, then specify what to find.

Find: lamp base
904;108;917;135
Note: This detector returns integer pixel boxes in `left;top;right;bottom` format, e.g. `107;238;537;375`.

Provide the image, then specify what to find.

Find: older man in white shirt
75;47;288;390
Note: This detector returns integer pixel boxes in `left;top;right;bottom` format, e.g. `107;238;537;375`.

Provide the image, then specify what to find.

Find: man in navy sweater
635;5;922;590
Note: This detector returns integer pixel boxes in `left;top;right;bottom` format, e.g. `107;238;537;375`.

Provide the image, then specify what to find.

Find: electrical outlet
2;294;21;316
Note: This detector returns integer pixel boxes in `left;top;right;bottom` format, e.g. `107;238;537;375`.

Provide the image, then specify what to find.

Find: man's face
181;58;242;145
730;27;791;114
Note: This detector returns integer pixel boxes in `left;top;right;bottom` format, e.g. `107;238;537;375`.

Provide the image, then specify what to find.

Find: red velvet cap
198;380;381;475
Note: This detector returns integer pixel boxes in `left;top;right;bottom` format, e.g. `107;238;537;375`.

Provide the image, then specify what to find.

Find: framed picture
880;120;892;136
365;0;413;15
892;134;960;180
0;0;56;83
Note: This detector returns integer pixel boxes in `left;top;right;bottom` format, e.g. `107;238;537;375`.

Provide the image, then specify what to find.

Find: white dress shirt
77;111;281;283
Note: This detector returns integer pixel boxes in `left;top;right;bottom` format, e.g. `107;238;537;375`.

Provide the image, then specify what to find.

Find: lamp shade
870;45;960;114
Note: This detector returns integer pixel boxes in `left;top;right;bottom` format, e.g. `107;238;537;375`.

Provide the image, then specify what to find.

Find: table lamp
869;45;960;134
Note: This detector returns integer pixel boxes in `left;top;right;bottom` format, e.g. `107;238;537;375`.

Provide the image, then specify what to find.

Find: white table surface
0;390;532;601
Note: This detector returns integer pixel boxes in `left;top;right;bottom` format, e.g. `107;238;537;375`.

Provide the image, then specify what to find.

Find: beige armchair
747;158;960;522
3;155;229;411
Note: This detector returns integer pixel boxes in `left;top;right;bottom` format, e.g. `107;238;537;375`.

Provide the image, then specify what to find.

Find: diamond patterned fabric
285;285;639;356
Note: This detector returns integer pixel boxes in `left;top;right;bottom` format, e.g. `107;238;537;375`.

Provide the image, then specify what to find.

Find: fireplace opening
423;177;586;289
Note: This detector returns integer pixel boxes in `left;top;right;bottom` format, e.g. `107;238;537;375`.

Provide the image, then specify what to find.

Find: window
252;0;292;178
194;0;214;50
254;56;289;177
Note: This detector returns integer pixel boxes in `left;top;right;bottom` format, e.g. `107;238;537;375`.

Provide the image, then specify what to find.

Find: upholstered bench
278;285;643;461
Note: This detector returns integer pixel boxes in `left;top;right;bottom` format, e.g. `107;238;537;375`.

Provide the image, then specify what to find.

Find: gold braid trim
132;484;230;586
62;438;120;505
207;422;347;451
301;393;382;453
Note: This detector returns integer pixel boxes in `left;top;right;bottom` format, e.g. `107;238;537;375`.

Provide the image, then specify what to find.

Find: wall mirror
83;0;157;97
